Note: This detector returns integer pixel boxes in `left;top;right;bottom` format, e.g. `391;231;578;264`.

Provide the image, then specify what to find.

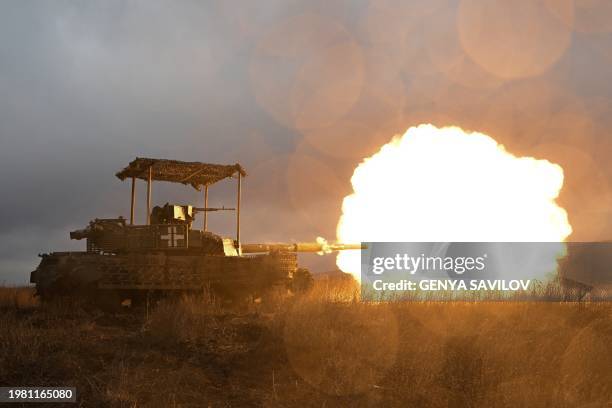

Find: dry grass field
0;279;610;407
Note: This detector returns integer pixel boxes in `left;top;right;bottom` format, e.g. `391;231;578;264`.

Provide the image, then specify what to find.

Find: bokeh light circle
457;0;574;79
249;13;364;131
284;300;399;395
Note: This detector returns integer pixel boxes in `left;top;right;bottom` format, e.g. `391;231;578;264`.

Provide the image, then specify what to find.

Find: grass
0;286;39;310
0;281;609;407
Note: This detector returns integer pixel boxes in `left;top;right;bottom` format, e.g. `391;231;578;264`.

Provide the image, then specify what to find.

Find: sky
1;0;612;284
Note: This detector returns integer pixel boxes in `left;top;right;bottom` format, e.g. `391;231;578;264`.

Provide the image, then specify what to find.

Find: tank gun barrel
240;242;365;254
193;206;236;212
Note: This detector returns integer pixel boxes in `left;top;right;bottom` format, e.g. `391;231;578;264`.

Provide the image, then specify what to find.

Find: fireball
336;124;572;280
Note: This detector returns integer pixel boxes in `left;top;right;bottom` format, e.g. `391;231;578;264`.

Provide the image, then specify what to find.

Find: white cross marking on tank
160;226;184;247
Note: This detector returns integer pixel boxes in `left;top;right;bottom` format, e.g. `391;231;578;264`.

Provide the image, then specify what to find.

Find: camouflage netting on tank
116;158;246;189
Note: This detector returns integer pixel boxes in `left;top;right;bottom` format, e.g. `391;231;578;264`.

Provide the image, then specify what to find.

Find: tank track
31;251;299;302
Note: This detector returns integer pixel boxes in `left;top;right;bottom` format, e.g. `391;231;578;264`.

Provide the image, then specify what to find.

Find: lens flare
336;125;572;279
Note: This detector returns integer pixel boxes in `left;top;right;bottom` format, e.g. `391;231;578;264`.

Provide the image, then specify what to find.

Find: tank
30;158;362;307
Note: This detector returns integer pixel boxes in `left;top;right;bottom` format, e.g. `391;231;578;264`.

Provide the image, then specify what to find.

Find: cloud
0;0;611;283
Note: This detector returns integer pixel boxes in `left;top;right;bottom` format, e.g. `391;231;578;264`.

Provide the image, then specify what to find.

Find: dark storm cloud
1;0;612;283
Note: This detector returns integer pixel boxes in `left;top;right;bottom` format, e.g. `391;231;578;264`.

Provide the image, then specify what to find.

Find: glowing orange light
336;125;572;280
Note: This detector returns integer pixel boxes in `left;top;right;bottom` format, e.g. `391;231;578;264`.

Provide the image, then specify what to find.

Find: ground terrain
0;278;610;407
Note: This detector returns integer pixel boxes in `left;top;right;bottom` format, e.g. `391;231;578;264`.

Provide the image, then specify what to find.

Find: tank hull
31;251;299;303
